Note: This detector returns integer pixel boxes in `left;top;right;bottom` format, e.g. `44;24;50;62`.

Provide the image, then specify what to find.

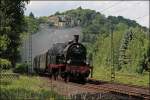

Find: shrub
13;63;29;74
0;58;11;71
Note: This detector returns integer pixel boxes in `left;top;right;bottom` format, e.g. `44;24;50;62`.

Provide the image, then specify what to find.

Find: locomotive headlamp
67;59;71;64
86;62;89;65
86;60;90;65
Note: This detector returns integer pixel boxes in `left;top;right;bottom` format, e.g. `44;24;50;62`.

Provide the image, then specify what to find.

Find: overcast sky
25;1;149;28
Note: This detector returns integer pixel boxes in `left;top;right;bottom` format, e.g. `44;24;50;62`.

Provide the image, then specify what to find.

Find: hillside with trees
56;7;149;76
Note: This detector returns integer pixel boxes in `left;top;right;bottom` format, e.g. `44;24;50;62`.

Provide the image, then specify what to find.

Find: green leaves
0;0;28;67
24;16;39;34
0;35;10;52
29;12;35;18
0;58;11;71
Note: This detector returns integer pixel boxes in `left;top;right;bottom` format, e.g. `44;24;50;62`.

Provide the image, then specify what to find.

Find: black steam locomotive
33;35;92;82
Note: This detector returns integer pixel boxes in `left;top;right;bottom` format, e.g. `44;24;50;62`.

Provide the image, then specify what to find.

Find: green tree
38;16;48;23
77;6;82;10
29;12;35;18
0;0;29;68
126;27;149;73
0;35;10;53
55;11;60;15
25;16;39;34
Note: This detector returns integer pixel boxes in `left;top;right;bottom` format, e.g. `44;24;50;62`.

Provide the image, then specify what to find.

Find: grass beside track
0;73;64;100
93;67;149;87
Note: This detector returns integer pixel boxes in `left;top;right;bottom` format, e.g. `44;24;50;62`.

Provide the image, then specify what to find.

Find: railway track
66;82;150;99
42;75;150;99
87;78;150;99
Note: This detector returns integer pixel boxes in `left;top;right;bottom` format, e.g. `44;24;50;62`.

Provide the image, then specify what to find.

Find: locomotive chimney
74;35;79;43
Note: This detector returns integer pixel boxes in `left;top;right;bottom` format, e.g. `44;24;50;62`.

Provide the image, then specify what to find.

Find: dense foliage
24;13;50;35
0;58;11;71
13;63;29;74
0;4;41;68
0;0;29;68
24;13;40;34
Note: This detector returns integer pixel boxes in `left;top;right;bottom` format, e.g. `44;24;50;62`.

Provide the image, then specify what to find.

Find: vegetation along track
42;75;150;99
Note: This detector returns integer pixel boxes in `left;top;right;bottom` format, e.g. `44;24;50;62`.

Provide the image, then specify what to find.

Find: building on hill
48;15;80;27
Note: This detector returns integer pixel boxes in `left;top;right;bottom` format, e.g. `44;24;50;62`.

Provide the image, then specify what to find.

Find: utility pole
28;32;32;74
89;53;93;78
24;38;27;63
110;22;115;82
148;29;150;95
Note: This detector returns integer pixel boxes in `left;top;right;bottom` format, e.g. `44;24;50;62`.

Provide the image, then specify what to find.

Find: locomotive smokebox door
74;35;79;43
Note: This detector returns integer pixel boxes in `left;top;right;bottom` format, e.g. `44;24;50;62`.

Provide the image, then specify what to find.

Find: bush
0;58;11;71
13;63;29;74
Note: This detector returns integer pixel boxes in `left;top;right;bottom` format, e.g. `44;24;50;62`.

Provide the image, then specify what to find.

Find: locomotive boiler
33;35;92;82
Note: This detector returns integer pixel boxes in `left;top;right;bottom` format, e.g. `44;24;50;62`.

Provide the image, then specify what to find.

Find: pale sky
25;1;149;28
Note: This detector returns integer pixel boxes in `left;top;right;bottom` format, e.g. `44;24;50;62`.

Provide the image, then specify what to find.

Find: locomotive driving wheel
64;73;70;83
47;68;52;79
65;76;70;83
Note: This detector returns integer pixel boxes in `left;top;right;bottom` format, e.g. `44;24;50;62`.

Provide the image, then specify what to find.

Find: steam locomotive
33;35;92;82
